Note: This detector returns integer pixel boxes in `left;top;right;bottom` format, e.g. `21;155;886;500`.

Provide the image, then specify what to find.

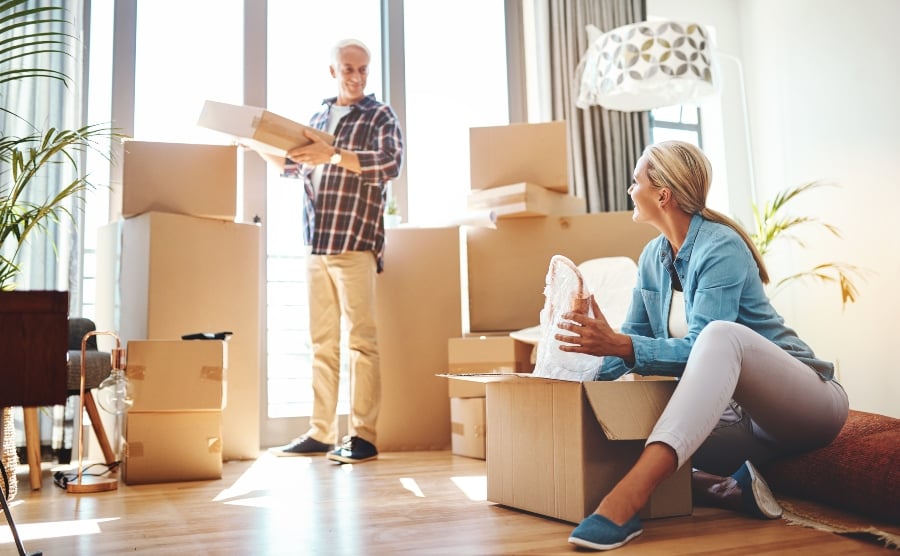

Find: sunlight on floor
0;517;119;544
400;477;425;497
212;452;313;503
209;453;488;508
451;476;487;501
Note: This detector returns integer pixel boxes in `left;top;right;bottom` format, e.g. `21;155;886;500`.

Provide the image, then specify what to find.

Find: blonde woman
559;141;848;550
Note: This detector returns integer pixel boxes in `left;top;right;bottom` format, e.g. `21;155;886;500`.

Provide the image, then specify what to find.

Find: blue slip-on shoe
732;460;783;519
568;513;643;551
327;435;379;464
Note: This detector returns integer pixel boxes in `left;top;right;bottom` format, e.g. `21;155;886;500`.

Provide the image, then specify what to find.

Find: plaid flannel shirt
283;94;404;272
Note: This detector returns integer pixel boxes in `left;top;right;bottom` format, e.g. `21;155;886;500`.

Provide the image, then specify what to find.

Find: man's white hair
331;39;370;66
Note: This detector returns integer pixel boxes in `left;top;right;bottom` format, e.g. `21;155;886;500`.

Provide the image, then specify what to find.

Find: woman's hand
555;296;633;362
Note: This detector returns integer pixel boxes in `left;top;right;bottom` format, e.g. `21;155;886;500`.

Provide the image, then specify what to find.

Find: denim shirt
597;213;834;381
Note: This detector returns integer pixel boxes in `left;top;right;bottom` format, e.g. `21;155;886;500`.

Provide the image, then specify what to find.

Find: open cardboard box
441;373;692;524
197;99;334;157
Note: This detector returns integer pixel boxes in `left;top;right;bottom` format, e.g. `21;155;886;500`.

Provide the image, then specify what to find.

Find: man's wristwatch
329;147;342;165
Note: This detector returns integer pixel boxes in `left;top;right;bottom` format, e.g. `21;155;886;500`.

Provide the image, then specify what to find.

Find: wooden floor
1;451;890;555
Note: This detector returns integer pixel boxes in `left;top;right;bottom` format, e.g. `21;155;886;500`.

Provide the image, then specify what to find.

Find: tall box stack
97;140;261;461
467;121;585;218
122;340;227;484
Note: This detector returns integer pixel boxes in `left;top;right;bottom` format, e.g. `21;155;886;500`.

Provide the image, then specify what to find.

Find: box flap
437;372;540;384
583;379;677;440
197;100;333;156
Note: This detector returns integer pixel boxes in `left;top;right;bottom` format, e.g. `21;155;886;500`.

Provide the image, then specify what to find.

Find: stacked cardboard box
97;140;261;461
122;340;226;484
467;121;585;218
445;335;535;459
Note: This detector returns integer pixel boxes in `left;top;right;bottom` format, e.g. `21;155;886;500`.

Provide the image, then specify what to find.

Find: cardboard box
469;121;568;192
466;212;658;332
121;140;238;221
447;334;534;398
197;99;334;157
450;397;486;460
373;227;465;451
123;411;223;484
97;212;261;460
467;182;586;218
448;374;692;524
125;340;227;412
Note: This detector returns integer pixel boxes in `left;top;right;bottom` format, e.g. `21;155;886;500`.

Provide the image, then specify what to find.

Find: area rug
779;495;900;550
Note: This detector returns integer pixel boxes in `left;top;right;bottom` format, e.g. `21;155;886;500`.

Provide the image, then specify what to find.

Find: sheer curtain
1;0;87;464
544;0;649;212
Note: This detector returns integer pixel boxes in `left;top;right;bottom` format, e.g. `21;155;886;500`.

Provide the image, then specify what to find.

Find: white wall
648;0;900;417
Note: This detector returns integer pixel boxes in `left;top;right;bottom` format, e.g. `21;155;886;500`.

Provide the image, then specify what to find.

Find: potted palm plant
0;0;116;502
750;181;866;309
0;0;116;291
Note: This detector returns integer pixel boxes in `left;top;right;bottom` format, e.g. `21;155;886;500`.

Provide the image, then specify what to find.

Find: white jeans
647;321;849;475
305;250;381;445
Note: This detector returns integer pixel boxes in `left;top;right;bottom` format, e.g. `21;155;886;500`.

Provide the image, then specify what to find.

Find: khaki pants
305;250;380;445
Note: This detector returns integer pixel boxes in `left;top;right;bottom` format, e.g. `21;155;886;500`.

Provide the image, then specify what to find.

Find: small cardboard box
121;140;238;221
447;374;692;523
450;397;486;460
467;182;586;219
447;336;534;398
469;121;568;192
123;411;223;484
448;335;534;376
125;339;227;412
197;99;334;156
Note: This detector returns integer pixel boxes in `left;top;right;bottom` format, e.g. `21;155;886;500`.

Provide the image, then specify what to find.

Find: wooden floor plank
2;451;890;555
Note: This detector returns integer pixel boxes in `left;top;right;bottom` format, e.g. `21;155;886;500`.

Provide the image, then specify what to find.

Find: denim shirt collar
659;212;703;282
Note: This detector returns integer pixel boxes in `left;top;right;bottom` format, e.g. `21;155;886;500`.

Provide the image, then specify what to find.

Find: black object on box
181;331;233;341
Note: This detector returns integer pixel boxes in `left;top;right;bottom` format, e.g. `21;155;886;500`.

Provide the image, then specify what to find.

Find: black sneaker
326;436;378;464
268;435;332;457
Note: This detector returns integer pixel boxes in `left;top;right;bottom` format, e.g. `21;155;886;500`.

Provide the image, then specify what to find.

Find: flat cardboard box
469;121;568;192
466;211;658;333
450;397;486;460
121;140;238;221
197;99;334;157
448;374;692;524
123;411;223;484
97;212;261;460
467;182;586;218
448;335;533;374
125;340;227;412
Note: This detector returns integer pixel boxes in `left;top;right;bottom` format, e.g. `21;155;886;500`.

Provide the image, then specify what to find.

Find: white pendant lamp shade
577;21;720;112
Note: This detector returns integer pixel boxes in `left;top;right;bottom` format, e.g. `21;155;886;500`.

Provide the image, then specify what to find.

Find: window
649;104;702;147
264;0;382;421
82;1;512;444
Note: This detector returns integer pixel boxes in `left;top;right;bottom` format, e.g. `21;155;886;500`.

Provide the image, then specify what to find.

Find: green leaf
751;182;869;309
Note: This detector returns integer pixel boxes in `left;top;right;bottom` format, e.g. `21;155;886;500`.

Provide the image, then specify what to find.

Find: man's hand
287;130;334;165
